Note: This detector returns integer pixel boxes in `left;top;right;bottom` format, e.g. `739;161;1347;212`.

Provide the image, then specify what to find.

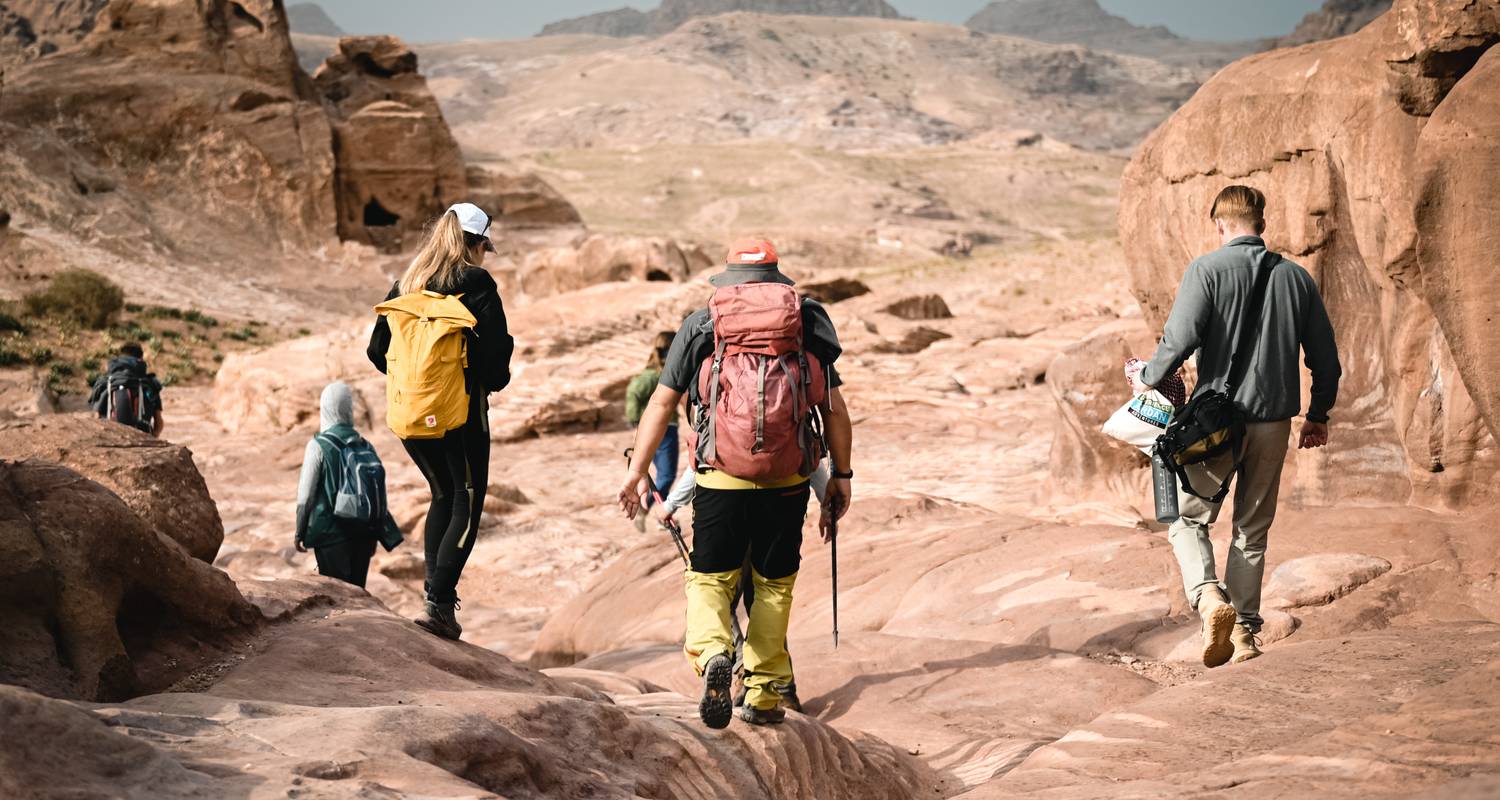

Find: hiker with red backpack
294;381;404;588
88;342;164;436
367;202;514;641
617;239;854;729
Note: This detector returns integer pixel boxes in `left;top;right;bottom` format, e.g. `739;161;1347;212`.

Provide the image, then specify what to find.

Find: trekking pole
831;514;840;649
624;447;691;568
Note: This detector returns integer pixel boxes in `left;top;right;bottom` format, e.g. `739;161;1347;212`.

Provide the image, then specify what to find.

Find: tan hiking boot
1231;624;1262;664
1197;586;1237;668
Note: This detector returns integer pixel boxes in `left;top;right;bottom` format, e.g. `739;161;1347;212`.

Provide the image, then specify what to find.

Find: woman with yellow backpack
367;203;514;640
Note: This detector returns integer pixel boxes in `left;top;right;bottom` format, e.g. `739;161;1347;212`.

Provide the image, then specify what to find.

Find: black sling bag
1153;253;1280;503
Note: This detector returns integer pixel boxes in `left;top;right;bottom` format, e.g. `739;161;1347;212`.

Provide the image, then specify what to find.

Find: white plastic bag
1102;390;1176;453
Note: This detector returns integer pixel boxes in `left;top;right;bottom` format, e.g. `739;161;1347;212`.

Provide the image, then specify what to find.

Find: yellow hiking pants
684;567;796;711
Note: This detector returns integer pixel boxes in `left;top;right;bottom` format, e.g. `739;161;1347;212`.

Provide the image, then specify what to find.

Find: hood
107;355;148;376
320;381;355;432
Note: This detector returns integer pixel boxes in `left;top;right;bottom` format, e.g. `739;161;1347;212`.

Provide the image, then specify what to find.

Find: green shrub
225;327;258;342
24;270;125;329
184;309;218;328
0;304;25;333
24;344;54;366
160;329;182;341
0;344;21;367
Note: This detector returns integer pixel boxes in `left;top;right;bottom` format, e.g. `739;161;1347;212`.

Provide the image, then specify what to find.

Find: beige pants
1168;419;1292;634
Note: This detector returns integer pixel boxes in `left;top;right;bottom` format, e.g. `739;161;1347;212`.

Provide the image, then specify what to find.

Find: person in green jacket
626;331;678;529
295;381;402;588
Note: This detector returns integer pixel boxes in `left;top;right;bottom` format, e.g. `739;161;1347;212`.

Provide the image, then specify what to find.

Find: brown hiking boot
699;653;734;730
1197;586;1237;669
738;704;786;726
1231;624;1262;664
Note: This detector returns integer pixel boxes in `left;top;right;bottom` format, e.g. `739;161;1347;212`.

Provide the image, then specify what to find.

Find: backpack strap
702;338;727;463
1224;252;1282;396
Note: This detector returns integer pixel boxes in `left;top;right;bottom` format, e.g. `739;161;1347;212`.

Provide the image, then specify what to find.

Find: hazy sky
308;0;1325;43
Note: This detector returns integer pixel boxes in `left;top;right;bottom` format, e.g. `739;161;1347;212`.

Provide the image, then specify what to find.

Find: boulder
212;323;376;435
800;277;871;304
314;35;467;252
466;165;583;229
1265;553;1393;609
518;234;711;297
1045;332;1150;506
0;415;224;562
883;293;954;320
0;460;256;701
1117;0;1500;508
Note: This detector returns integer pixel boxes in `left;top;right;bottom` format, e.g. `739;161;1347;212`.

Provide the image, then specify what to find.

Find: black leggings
402;395;489;604
314;537;377;589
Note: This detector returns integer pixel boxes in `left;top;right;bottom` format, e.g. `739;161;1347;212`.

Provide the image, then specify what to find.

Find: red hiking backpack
692;282;827;482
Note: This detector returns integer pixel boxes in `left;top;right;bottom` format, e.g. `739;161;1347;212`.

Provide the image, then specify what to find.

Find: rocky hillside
1273;0;1393;47
1119;0;1499;509
541;0;902;37
964;0;1253;66
426;13;1204;154
286;1;343;37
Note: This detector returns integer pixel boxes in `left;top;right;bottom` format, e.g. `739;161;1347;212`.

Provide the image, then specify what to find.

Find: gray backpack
316;433;387;525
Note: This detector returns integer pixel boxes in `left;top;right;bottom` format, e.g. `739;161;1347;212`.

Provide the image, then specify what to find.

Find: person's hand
294;538;307;553
1299;421;1329;449
617;470;650;520
652;502;677;526
820;478;851;543
1125;359;1150;395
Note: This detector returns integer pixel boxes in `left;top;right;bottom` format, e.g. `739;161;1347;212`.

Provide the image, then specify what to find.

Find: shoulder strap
1225;253;1281;394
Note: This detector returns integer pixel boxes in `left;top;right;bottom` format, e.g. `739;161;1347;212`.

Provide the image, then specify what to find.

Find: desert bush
24;270;125;329
0;302;25;333
0;344;21;367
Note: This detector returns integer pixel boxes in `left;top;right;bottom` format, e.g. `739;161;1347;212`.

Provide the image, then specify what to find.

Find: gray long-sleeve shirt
1142;236;1341;423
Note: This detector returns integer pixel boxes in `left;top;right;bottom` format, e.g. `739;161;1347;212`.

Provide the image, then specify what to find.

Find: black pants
314;537;377;588
691;483;809;580
402;393;489;605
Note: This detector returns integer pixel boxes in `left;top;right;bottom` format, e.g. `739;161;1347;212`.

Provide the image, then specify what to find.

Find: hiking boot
781;683;803;713
1230;624;1262;664
738;704;786;726
1197;586;1237;669
698;653;734;730
415;600;462;641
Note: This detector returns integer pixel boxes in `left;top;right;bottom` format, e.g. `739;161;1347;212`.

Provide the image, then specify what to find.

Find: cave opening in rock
363;198;400;228
645;269;672;282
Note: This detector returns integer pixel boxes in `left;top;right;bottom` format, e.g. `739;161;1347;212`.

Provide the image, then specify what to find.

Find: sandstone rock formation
313;35;467;251
541;0;903;37
1274;0;1393;48
1117;0;1500;508
0;459;255;701
0;415;224;562
466;165;583;229
0;576;934;799
517;234;711;298
965;0;1252;66
0;0;339;266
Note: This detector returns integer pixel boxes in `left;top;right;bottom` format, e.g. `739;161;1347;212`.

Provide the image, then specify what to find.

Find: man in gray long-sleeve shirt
1131;185;1342;668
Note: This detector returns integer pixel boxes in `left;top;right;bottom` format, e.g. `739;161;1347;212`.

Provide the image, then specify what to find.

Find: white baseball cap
446;202;495;251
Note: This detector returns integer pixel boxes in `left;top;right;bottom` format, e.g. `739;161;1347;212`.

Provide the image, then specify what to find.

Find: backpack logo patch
424;415;438;428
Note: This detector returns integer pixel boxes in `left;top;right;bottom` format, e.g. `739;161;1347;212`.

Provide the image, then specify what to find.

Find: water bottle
1151;449;1180;523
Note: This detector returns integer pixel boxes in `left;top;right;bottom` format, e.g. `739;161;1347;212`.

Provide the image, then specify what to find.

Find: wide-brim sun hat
708;237;795;287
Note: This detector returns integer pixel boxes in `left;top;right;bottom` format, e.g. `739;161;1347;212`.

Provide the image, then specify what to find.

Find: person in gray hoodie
1131;185;1341;668
294;382;401;588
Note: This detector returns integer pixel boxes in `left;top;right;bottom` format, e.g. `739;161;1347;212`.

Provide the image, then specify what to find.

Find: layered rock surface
541;0;903;37
965;0;1252;66
1117;0;1500;508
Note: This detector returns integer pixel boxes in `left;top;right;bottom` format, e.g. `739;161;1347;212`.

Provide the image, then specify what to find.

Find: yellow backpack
374;291;477;439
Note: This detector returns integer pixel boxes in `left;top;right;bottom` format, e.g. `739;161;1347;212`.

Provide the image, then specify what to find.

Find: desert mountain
286;1;344;37
964;0;1254;66
540;0;903;37
425;12;1203;155
1273;0;1393;47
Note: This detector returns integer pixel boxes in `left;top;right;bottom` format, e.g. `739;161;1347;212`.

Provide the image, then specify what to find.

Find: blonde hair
646;330;674;370
1210;185;1267;234
398;211;485;295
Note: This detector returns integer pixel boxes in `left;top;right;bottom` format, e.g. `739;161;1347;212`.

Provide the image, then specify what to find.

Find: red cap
725;238;778;266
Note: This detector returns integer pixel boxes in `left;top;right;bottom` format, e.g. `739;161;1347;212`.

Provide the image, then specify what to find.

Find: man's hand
617;470;650;520
820;478;851;543
1299;421;1329;450
1125;359;1150;395
294;538;307;553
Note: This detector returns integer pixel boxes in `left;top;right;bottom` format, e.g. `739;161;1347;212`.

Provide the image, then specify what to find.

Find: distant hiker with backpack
1131;185;1341;668
625;331;679;531
294;381;403;588
367;202;514;641
617;239;854;729
88;342;163;436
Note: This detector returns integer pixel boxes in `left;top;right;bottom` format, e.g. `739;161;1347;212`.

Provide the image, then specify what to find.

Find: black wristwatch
831;468;853;480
